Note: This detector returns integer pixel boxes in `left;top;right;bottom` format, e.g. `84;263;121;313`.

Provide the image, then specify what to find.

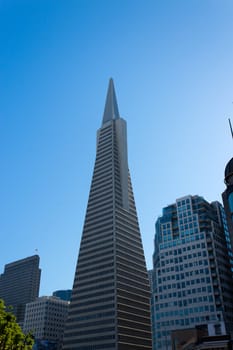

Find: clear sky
0;0;233;296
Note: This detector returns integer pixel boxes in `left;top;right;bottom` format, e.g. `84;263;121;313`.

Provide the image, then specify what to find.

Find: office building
148;269;153;291
0;255;41;325
63;79;152;350
222;157;233;270
24;296;69;350
53;290;72;302
171;325;231;350
151;195;233;350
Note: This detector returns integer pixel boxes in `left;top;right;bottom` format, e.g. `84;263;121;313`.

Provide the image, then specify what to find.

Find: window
214;324;222;335
228;192;233;212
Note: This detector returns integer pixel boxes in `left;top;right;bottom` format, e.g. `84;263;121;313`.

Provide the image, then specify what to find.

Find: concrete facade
24;296;69;350
62;79;152;350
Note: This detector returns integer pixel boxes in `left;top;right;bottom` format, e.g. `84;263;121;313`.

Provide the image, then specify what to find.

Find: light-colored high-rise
151;195;233;350
63;79;152;350
24;296;69;350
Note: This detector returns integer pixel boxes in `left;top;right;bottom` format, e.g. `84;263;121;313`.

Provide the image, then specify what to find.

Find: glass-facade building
0;255;41;326
53;290;72;302
151;195;233;350
222;157;233;271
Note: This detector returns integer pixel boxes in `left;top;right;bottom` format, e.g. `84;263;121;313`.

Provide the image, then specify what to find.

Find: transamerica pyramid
63;79;152;350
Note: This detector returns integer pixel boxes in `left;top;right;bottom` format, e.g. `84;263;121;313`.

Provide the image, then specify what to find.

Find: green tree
0;299;34;350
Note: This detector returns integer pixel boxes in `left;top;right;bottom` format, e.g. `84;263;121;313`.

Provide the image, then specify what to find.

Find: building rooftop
224;157;233;184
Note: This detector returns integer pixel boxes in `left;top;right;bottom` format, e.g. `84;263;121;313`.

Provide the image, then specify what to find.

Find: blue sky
0;0;233;295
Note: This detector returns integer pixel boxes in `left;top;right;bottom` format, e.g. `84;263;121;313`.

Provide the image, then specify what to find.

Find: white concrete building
23;296;69;350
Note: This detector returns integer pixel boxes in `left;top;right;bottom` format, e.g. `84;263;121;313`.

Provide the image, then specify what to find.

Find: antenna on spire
228;118;233;139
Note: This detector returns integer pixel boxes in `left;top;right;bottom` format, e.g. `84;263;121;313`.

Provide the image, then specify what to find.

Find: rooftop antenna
228;118;233;140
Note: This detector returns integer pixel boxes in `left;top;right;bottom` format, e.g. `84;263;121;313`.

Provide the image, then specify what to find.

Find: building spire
102;78;120;125
229;118;233;140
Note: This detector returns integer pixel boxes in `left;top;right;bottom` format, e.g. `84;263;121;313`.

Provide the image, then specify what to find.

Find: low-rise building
23;296;69;350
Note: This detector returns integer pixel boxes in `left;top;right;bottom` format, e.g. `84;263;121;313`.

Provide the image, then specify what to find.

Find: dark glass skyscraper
53;289;72;301
222;158;233;270
0;255;41;325
63;79;152;350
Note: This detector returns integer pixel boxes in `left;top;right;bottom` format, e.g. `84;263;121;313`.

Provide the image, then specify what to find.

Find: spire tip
102;78;120;125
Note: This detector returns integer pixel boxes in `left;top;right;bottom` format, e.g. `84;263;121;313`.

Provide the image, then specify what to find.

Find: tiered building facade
63;79;152;350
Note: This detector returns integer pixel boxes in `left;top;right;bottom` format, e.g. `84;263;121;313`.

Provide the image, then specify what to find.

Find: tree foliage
0;299;34;350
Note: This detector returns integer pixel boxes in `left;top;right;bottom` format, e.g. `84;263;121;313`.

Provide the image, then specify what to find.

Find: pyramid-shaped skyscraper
63;79;152;350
